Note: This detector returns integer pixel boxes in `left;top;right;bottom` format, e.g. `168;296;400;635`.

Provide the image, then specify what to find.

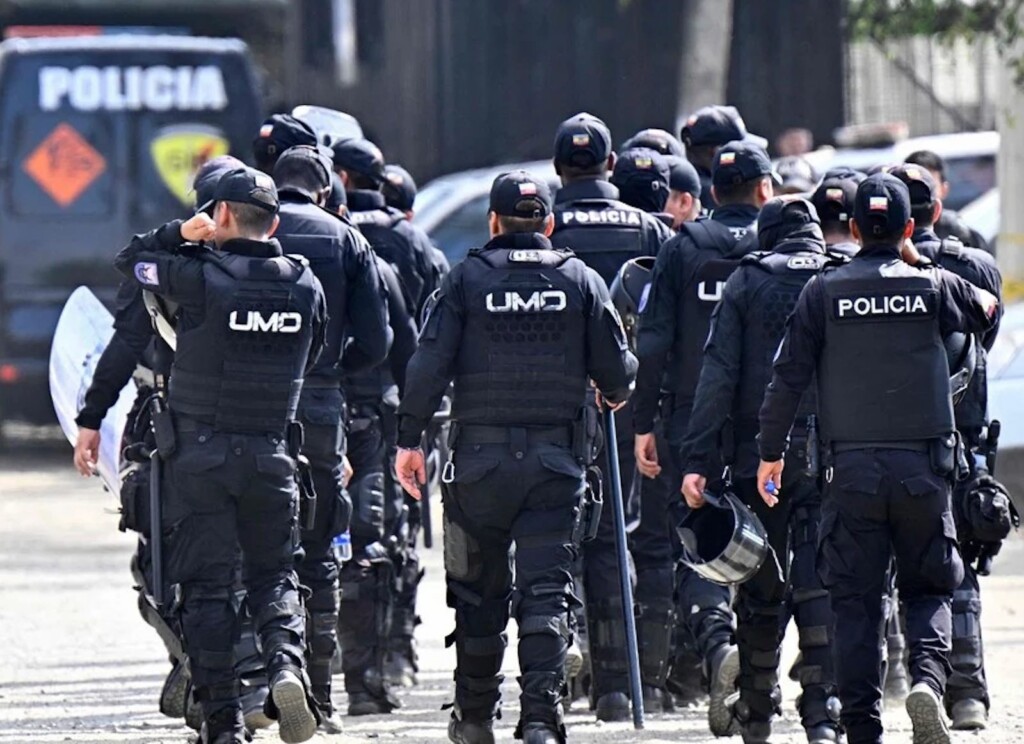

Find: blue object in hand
764;481;778;495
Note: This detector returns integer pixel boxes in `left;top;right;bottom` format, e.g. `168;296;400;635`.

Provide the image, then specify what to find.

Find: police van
0;34;262;432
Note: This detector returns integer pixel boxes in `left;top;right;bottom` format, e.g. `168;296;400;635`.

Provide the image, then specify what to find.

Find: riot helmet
677;490;771;586
945;331;977;405
609;256;656;350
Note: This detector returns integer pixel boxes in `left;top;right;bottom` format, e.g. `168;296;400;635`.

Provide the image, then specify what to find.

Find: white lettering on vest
39;65;228;111
228;311;302;333
560;210;642;227
697;281;726;302
485;290;567;313
835;294;930;318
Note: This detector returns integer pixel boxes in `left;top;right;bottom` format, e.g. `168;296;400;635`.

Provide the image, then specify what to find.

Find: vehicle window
944;155;995;212
988;330;1024;380
428;194;491;266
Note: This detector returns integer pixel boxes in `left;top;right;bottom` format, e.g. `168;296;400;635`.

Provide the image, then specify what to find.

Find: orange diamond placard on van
22;122;106;206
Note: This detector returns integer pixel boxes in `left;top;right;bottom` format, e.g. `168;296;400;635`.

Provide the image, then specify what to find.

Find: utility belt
822;431;966;482
303;377;342;390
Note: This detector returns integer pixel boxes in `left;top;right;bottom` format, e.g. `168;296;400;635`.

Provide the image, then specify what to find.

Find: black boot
520;722;564;744
447;714;496;744
269;670;318;744
707;642;740;736
595;691;630;722
199;707;249;744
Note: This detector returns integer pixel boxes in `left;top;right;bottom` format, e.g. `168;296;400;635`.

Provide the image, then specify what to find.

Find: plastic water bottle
333;530;352;562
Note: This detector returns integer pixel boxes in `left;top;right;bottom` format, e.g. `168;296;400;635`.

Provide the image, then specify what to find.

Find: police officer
74;156;274;734
634;140;774;735
775;156;818;195
680;105;765;211
889;163;1004;730
756;173;997;744
621;127;685;158
678;197;841;744
610;147;673;227
380;159;445;687
810;171;865;256
549;112;668;720
664;156;703;230
904;150;991;253
339;250;419;710
115;167;328;744
392;170;637;744
272;145;392;730
333;139;442;317
253;114;319;175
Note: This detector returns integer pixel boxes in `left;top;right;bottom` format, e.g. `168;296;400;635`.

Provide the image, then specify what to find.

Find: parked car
802;130;998;211
415;159;557;266
960;187;999;250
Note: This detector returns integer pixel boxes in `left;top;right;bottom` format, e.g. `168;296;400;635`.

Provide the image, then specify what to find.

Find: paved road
2;444;1024;743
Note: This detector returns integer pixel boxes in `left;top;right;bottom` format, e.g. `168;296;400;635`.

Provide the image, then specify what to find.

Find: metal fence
846;34;999;135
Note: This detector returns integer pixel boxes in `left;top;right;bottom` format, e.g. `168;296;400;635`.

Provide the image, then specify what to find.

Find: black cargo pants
162;418;306;722
819;448;963;744
295;386;350;712
443;425;584;733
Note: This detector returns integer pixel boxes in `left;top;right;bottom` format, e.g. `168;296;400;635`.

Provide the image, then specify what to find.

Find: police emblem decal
134;262;159;286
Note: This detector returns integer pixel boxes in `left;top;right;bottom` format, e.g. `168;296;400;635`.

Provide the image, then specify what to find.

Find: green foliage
849;0;1024;84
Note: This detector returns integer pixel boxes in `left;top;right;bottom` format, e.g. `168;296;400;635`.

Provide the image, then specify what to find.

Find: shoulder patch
134;262;159;286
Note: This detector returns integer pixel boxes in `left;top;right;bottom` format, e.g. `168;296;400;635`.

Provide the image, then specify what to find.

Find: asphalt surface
3;441;1024;743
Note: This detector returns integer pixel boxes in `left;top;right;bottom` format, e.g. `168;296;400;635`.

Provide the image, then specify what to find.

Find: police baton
419;431;434;549
602;407;645;729
149;448;165;606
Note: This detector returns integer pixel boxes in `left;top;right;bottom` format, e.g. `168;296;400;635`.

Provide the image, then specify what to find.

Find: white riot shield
49;286;138;493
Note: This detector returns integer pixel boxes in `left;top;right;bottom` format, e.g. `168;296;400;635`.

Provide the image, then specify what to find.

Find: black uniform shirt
276;190;391;379
757;242;995;461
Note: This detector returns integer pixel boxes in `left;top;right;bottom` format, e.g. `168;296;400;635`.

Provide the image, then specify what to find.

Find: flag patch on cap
259;124;273;138
719;152;736;165
826;188;844;201
905;166;923;180
134;262;159;286
518;182;538;195
635;157;653;169
572;134;590;147
869;196;888;211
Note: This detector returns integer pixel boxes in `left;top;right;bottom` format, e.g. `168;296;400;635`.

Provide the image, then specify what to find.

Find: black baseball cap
193;155;245;213
666;155;702;197
811;176;859;225
887;163;938;207
681;105;766;149
621;128;685;158
757;195;821;233
331;138;386;183
611;148;670;212
489;170;552;218
775;156;817;194
252;114;318;168
711;142;777;189
383;164;417;211
853;173;912;238
822;166;867;183
273;145;334;195
553;112;613;168
199;166;280;214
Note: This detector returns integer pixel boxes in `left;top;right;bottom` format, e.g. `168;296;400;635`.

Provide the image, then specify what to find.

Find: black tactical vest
672;219;758;403
734;245;831;436
551;199;648;285
453;245;589;426
817;256;954;444
168;249;320;434
352;208;423;312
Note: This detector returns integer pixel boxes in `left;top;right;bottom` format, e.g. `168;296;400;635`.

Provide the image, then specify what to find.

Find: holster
573;466;604;544
929;433;959;479
572;405;600;465
150;396;176;459
287;421;317;531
